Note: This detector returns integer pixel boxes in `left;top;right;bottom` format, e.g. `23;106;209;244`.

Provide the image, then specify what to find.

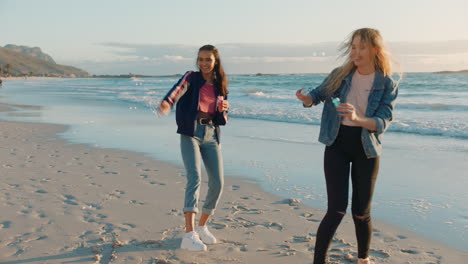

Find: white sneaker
195;225;217;244
357;258;372;264
180;231;207;251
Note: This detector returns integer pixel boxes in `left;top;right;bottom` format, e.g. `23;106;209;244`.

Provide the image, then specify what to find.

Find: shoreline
0;103;466;263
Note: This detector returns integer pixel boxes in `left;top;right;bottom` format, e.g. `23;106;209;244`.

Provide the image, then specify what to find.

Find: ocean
1;72;467;251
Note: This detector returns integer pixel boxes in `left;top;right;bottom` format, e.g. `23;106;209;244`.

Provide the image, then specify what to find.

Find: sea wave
396;103;468;111
116;92;468;140
230;112;468;139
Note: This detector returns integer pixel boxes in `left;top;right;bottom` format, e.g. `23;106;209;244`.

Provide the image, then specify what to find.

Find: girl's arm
158;71;192;116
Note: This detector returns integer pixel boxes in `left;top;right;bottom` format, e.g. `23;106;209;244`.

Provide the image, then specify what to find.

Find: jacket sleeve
373;77;399;134
307;68;339;107
162;71;192;107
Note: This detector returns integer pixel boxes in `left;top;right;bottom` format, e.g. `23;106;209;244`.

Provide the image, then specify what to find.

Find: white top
341;70;375;127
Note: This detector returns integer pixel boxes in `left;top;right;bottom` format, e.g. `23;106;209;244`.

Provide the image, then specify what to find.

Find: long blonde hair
324;28;395;96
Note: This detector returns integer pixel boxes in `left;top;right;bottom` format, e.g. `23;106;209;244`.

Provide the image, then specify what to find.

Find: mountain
0;45;89;77
434;70;468;74
4;44;56;64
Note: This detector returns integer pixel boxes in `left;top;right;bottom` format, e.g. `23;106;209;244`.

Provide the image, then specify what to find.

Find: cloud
389;40;468;55
228;56;331;63
163;55;190;62
397;52;468;72
66;40;468;74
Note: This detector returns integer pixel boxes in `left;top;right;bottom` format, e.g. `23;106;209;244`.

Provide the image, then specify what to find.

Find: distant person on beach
0;79;2;88
158;44;229;251
296;28;399;264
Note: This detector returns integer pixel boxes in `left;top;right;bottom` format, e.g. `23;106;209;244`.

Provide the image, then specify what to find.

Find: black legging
313;125;379;264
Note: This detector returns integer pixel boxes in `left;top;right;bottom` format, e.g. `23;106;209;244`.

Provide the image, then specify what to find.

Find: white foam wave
397;103;468;111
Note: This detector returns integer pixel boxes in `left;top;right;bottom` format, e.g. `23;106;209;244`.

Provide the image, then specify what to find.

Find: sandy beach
0;103;466;264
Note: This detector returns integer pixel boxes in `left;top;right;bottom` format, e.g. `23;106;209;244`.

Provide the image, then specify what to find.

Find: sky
2;0;468;74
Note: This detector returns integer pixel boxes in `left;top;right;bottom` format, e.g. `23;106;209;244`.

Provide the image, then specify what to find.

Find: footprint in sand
370;248;390;258
0;221;12;228
275;244;297;256
18;205;33;215
129;200;145;205
373;228;400;242
230;204;264;215
292;235;313;243
401;248;420;254
36;211;47;218
167;209;183;216
331;237;353;248
211;222;228;229
79;230;95;239
122;223;136;228
150;181;167;186
264;222;283;231
84;203;103;210
12;248;25;257
104;190;126;200
64;194;79;205
83;212;108;224
300;212;321;222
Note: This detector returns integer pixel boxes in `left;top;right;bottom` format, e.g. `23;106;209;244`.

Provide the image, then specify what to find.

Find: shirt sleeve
162;71;193;107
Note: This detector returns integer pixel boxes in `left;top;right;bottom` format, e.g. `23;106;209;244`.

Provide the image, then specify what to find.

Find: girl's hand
157;100;171;116
336;103;360;121
296;88;313;106
219;100;230;112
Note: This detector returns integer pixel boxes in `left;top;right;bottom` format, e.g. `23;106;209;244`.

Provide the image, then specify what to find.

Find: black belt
198;118;213;125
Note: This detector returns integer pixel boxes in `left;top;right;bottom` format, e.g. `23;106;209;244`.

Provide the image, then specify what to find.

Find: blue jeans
180;122;224;215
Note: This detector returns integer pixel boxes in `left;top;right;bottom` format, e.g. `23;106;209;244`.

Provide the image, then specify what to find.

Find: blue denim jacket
307;68;398;158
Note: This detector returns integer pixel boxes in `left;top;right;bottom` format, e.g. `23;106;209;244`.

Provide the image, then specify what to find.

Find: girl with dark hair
296;28;399;264
158;44;229;251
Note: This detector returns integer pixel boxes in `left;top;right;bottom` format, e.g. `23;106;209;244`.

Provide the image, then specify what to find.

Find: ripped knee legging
313;125;379;264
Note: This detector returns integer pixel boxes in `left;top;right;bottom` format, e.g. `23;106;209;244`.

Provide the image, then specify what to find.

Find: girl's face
350;35;375;69
198;50;216;75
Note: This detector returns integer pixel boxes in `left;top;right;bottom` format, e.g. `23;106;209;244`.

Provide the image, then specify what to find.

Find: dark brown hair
198;44;229;96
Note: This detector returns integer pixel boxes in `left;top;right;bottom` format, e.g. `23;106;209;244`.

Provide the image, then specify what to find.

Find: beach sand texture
0;108;467;263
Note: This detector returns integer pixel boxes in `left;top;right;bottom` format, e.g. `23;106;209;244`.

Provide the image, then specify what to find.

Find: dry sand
0;107;466;263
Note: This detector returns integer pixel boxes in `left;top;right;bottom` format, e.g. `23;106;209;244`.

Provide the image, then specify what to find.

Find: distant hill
0;45;89;77
4;44;56;64
434;70;468;74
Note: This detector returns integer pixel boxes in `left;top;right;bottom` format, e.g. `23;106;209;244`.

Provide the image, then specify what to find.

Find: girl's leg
199;126;224;217
313;144;350;264
351;154;380;259
184;212;196;233
180;134;203;230
198;213;211;226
